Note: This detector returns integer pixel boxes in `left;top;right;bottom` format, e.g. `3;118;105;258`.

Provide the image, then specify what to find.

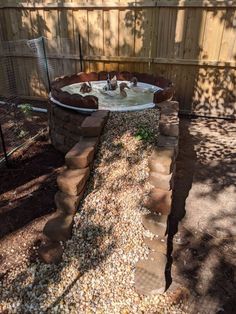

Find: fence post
41;36;51;92
78;33;83;72
0;123;9;167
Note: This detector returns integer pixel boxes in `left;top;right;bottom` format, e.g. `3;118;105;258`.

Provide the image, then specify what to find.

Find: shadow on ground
167;117;236;313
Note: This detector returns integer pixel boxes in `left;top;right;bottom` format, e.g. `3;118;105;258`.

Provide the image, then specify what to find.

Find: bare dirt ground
0;135;64;280
170;117;236;314
0;102;48;159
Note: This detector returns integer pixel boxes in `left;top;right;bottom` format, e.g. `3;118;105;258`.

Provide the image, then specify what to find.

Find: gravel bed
0;110;185;313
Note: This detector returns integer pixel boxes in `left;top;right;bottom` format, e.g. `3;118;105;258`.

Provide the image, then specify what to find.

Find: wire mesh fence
0;37;77;165
0;36;83;101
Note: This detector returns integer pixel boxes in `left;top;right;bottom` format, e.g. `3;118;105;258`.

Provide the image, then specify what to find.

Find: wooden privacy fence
0;0;236;117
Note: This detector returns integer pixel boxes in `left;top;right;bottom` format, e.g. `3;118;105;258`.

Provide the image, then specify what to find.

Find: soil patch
0;102;48;158
0;135;64;282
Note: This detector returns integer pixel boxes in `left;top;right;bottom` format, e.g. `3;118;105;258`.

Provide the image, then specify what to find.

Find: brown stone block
135;252;167;295
157;100;179;115
144;236;167;255
145;188;172;215
53;106;70;123
55;189;85;215
87;72;99;81
149;147;176;175
98;71;108;80
117;71;132;81
149;171;174;190
142;213;168;236
83;95;99;109
91;110;110;123
157;135;179;150
81;116;104;137
65;137;99;169
159;115;179;137
77;72;92;82
43;213;74;242
57;167;90;196
38;241;63;264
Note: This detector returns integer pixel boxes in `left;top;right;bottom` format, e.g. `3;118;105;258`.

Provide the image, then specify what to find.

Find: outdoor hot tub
49;71;174;152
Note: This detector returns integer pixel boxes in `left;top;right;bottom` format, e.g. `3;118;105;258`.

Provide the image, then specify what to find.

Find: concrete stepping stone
91;110;110;123
144;188;172;215
43;213;74;242
148;147;176;175
81;116;105;137
142;213;168;236
38;241;63;264
65;137;98;169
159;115;179;137
55;189;85;215
144;236;167;255
135;252;167;295
57;167;90;196
149;171;174;190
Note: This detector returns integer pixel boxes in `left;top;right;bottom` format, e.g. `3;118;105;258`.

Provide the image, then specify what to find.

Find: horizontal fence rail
0;0;235;117
1;1;236;8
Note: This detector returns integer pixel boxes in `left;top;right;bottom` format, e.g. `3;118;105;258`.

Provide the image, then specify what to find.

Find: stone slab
91;110;110;123
135;252;167;295
144;236;167;255
149;147;176;175
157;135;179;149
159;115;179;137
149;171;174;190
144;188;172;215
65;137;99;169
57;167;90;196
156;100;179;115
81;116;105;137
55;190;85;215
142;213;168;236
43;213;74;242
38;241;63;264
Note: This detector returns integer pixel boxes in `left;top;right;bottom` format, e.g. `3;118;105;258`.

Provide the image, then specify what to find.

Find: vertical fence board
104;9;119;57
118;9;135;57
